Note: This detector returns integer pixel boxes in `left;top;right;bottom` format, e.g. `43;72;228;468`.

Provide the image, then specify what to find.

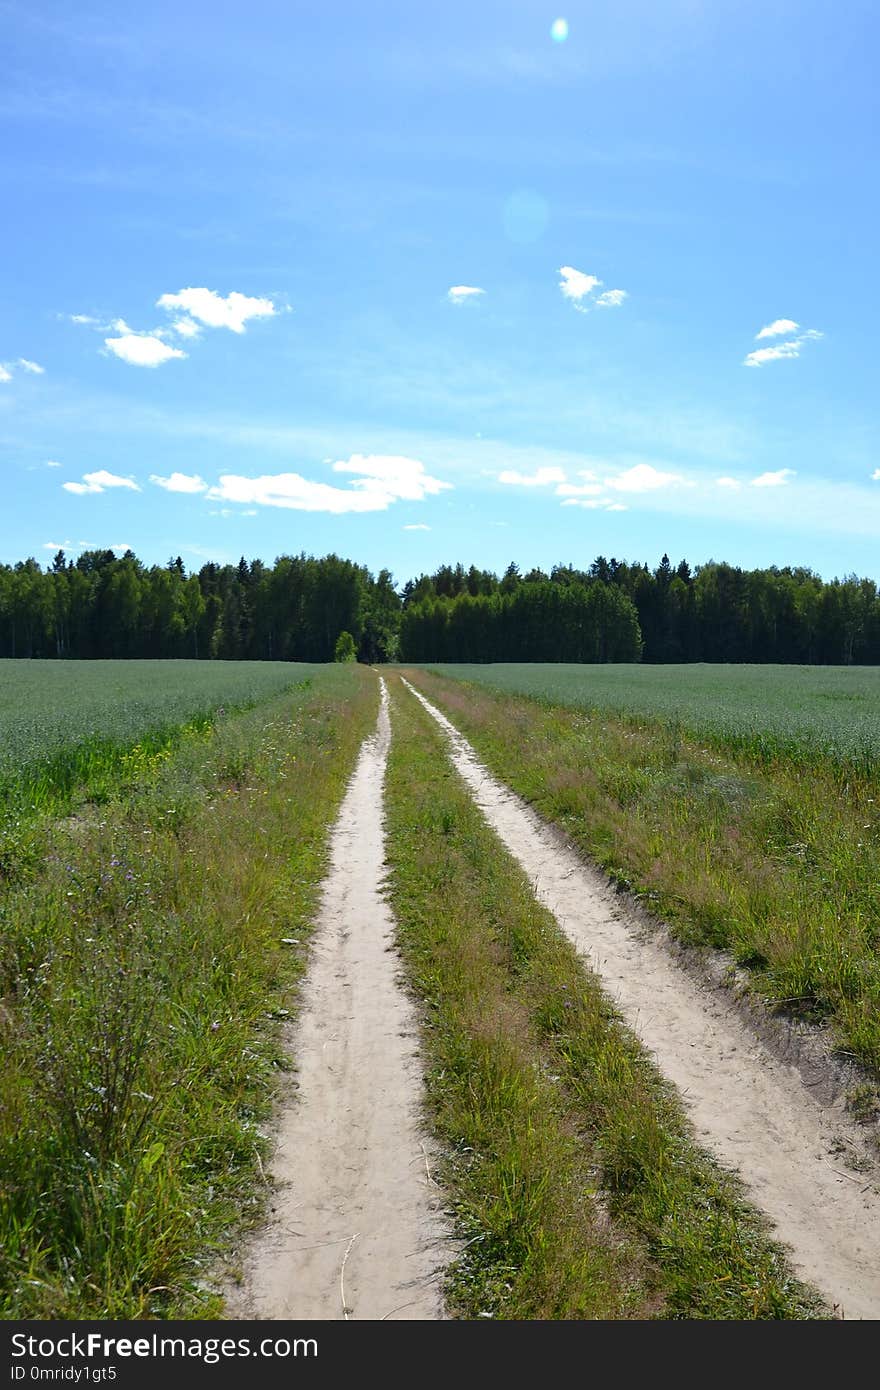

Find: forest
1;547;879;665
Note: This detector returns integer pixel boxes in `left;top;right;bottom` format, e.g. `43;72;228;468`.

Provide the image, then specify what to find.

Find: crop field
426;663;880;772
2;657;878;1321
0;659;324;812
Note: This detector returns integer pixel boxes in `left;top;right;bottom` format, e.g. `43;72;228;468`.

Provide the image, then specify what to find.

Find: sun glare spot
502;189;550;244
550;17;569;43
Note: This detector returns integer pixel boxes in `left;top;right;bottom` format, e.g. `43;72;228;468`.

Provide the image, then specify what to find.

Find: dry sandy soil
231;672;880;1321
227;681;448;1320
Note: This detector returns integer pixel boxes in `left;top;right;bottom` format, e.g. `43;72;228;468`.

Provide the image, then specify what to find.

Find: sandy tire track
227;679;449;1320
401;677;880;1320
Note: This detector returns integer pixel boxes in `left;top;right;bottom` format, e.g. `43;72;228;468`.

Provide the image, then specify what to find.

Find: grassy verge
0;669;332;883
383;674;822;1319
424;663;880;780
0;664;377;1318
403;668;880;1081
0;716;215;885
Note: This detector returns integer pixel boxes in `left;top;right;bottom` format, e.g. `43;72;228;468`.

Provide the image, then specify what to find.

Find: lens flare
502;189;550;244
550;17;569;43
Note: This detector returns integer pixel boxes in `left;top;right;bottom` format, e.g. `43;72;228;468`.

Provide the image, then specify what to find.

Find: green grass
0;659;327;818
425;663;880;776
383;674;823;1320
0;663;377;1318
403;668;880;1076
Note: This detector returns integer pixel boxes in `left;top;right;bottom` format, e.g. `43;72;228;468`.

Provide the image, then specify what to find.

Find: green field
426;663;880;771
0;659;323;811
0;657;872;1318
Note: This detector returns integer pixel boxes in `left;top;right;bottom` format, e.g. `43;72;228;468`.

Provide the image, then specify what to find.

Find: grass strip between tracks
384;673;823;1320
0;664;378;1318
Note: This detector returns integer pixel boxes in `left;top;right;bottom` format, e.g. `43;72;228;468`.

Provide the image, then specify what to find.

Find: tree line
1;547;878;665
0;550;399;664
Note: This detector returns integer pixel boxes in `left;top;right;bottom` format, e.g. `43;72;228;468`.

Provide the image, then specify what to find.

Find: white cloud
744;327;822;367
404;523;431;530
606;503;628;511
88;470;141;490
149;472;208;494
716;476;741;489
497;466;567;487
169;317;202;339
596;289;627;308
756;318;799;340
63;470;141;495
744;340;802;367
43;539;130;556
208;454;450;515
156;287;277;334
74;290;276;369
105;332;187;368
751;468;795;488
447;285;485;304
558;268;628;313
558;265;602;307
207;474;376;514
872;469;880;481
333;453;450;501
1;357;46;381
605;463;683;492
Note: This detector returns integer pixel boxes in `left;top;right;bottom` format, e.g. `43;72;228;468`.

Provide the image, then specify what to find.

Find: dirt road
229;680;448;1320
401;676;880;1320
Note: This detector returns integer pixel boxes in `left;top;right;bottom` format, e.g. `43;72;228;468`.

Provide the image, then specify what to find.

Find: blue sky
2;0;878;584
